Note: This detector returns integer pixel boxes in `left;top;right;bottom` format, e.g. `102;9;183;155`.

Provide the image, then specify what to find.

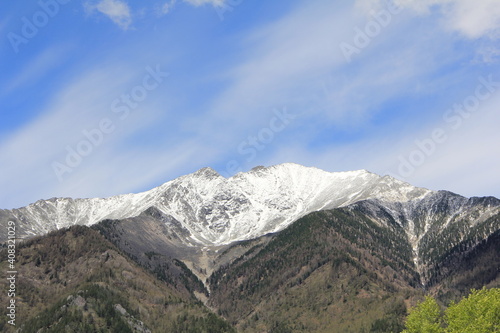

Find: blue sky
1;0;499;209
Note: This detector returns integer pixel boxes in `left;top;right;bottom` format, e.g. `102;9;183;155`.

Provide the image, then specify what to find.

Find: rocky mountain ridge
0;163;433;245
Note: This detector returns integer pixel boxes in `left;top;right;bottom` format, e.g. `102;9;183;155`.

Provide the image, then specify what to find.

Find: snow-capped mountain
2;162;499;289
1;162;499;265
346;192;500;279
0;163;432;245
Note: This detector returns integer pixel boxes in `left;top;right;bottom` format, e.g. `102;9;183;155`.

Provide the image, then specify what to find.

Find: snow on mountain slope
1;163;433;245
152;163;433;245
346;192;500;280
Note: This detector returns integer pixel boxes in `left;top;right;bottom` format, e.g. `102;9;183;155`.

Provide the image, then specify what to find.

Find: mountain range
0;164;433;244
1;163;499;332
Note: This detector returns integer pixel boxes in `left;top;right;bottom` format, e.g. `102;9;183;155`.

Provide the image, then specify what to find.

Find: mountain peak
1;163;436;246
249;165;267;172
192;167;222;179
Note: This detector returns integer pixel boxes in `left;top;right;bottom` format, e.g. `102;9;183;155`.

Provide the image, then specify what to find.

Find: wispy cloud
1;0;498;209
265;92;500;198
473;44;500;64
159;0;177;15
393;0;500;39
193;2;357;137
188;0;439;153
85;0;132;30
2;45;71;95
194;0;500;198
85;0;226;25
183;0;225;7
404;93;500;197
156;0;226;15
0;63;169;208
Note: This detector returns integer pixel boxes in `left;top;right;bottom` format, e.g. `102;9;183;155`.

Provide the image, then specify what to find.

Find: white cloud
424;94;499;194
473;44;500;64
375;95;500;198
85;0;226;26
166;1;454;180
2;45;71;95
193;2;359;136
183;0;225;7
263;91;500;199
392;0;500;39
186;0;444;153
160;0;177;15
86;0;132;30
0;63;169;208
3;0;498;209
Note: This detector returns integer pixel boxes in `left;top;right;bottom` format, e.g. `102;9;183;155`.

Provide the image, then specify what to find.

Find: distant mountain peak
193;167;222;179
